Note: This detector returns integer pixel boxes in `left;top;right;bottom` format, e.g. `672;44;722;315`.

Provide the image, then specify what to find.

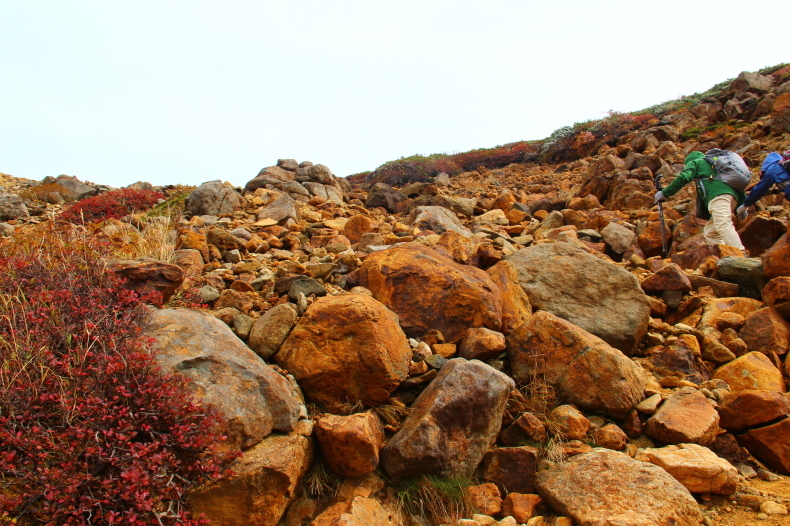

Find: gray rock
288;276;327;300
366;183;407;212
297;164;333;185
381;359;514;480
407;205;473;237
0;194;30;221
199;285;221;302
145;309;301;450
434;172;451;186
601;221;636;254
716;257;767;299
507;242;651;354
185;180;245;217
53;175;98;200
257;193;300;224
0;222;15;237
249;304;298;359
446;196;477;217
277;158;300;171
536;449;703;526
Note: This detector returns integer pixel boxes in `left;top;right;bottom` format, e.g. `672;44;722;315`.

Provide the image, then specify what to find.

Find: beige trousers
703;194;744;250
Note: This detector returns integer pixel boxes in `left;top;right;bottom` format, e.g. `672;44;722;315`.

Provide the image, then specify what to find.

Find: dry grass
101;214;177;262
397;475;473;526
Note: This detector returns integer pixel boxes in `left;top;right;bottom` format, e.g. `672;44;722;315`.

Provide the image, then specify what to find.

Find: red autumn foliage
0;231;236;526
59;189;165;224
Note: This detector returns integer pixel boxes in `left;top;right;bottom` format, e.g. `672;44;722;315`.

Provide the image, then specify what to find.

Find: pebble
760;500;788;515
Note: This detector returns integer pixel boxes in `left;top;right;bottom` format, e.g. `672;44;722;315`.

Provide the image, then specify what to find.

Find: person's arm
661;161;698;198
743;171;776;207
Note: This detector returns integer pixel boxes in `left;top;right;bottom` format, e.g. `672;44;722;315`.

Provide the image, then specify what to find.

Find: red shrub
60;189;165;224
0;231;236;525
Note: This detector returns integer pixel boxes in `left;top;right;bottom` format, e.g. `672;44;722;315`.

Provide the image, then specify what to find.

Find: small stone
636;393;663;415
471;514;497;526
497;517;518;526
457;520;481;526
760;500;788;515
757;512;769;519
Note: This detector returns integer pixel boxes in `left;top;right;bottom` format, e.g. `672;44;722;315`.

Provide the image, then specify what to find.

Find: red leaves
59;189;165;225
0;236;237;525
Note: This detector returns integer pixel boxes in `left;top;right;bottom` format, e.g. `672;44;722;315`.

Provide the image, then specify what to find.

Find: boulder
762;276;790;318
315;411;385;478
590;424;628;451
507;311;647;419
738;418;790;475
717;389;790;432
716;257;767;299
600;221;635;254
640;263;692;293
731;71;773;95
644;387;721;446
52;175;98;200
185;180;245;217
772;92;790;134
256;193;300;225
501;493;542;524
713;351;785;392
636;443;738;494
738;307;790;357
546;405;590;440
275;293;411;412
310;495;394;526
406;205;473;237
737;216;786;257
189;433;312;526
106;258;184;303
536;449;703;526
145;309;301;449
344;214;377;244
356;242;503;342
485;260;532;335
465;483;502;517
381;359;514;480
365;183;407;212
458;327;506;361
0;193;29;221
477;446;539;495
507;242;651;354
248;303;298;359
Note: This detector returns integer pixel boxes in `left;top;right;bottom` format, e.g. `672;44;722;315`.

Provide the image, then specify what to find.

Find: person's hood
684;151;705;163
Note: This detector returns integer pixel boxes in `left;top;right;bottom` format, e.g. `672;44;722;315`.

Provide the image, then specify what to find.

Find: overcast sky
1;1;786;189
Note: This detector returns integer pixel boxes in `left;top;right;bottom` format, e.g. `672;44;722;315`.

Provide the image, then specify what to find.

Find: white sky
0;1;786;188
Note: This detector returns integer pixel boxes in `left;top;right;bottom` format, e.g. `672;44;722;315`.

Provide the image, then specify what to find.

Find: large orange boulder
507;311;647;419
713;351;785;392
356;243;503;341
274;294;411;412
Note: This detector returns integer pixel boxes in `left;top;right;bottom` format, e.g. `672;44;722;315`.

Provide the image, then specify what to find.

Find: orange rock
466;483;502;517
737;216;786;257
713;352;785;392
590;423;628;451
637;222;671;259
739;417;790;475
275;294;411;412
718;389;790;432
738;307;790;356
645;387;720;446
640;263;692;293
501;412;547;446
214;289;253;314
431;343;457;358
356;242;503;341
107;258;185;303
315;411;385;478
546;405;590;441
486;260;532;335
458;327;506;361
762;233;790;279
762;276;790;316
501;493;542;523
344;214;378;244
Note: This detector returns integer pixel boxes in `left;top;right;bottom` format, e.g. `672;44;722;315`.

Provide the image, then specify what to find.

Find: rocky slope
3;66;790;526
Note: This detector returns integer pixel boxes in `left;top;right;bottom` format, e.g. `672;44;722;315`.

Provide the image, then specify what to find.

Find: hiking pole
655;174;668;257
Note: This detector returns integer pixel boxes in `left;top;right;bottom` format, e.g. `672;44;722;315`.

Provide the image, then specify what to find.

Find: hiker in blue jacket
736;150;790;218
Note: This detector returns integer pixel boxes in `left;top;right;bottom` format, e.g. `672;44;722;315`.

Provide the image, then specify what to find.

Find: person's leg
706;194;744;250
703;217;725;245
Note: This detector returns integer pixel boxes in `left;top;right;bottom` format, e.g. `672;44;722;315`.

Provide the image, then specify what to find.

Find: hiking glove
654;191;665;203
736;205;748;221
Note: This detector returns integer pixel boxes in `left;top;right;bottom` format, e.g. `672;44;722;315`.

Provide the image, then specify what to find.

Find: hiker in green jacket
654;150;745;251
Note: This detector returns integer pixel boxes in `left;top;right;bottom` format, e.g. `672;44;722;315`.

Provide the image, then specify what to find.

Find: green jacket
662;151;745;206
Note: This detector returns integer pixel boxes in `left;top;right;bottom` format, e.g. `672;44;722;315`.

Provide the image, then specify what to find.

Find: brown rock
738;417;790;475
477;446;539;495
536;449;703;526
762;232;790;279
431;343;457;358
687;275;740;298
107;258;184;303
645;386;721;446
172;248;205;278
315;411;385;478
762;276;790;317
214;289;253;314
310;495;394;526
459;327;506;361
590;424;628;451
637;221;672;259
738;216;786;257
739;307;790;356
189;433;312;526
649;334;711;385
546;405;590;440
465;483;502;517
507;311;647;419
640;263;692;293
771;92;790;134
275;294;411;412
344;214;377;244
636;443;738;494
718;389;790;432
356;243;503;341
508;243;651;354
249;303;297;359
713;351;785;392
146;309;301;450
500;412;547;446
486;260;532;335
501;493;542;524
381;359;514;480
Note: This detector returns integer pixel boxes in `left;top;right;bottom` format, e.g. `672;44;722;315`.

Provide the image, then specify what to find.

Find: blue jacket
743;152;790;207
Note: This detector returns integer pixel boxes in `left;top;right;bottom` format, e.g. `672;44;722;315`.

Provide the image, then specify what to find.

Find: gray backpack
704;149;752;192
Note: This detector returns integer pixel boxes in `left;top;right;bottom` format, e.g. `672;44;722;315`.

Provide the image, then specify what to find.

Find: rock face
645;387;720;446
274;293;411;412
507;311;647;419
636;444;738;494
185;180;245;217
507;242;650;354
189;433;313;526
381;359;514;481
145;309;301;450
536;449;703;526
356;242;503;341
